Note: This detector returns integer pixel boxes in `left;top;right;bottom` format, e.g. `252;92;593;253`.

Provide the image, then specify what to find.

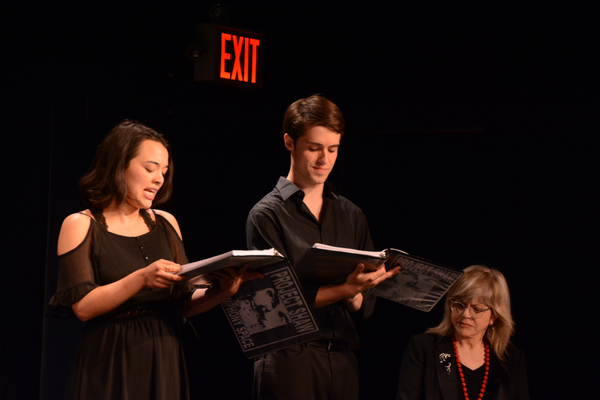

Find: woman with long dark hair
50;121;248;399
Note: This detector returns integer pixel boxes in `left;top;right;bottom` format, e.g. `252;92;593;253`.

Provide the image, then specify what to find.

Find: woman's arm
58;212;184;322
512;347;531;400
397;335;427;400
71;259;183;321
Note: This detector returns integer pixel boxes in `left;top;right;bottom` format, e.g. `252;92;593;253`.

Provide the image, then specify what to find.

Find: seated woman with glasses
397;265;530;400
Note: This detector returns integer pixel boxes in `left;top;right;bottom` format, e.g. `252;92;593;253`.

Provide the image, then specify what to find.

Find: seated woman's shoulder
407;332;444;349
57;210;93;255
415;332;435;341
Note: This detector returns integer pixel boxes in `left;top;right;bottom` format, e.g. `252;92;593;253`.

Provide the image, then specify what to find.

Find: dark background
2;1;597;399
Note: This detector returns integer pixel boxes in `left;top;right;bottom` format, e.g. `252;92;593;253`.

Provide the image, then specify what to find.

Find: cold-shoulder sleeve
155;214;193;301
48;225;99;308
160;216;189;266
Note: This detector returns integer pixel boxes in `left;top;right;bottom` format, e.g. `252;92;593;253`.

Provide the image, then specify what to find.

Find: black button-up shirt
246;177;375;344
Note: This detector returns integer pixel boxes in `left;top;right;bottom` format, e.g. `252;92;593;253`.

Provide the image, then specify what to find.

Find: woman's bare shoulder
57;210;94;255
152;209;182;240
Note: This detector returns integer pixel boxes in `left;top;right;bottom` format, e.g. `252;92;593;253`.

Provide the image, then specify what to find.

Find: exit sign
194;24;263;88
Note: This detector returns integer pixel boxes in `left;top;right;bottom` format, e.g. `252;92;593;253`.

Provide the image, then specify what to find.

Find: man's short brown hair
282;94;345;143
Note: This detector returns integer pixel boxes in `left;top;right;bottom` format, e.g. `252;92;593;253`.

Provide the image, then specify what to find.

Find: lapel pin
439;353;452;375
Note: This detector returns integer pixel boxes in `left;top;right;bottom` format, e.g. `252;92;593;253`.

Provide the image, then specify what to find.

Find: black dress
49;211;192;400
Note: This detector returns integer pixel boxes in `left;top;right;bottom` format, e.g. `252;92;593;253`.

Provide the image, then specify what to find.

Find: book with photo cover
221;260;322;358
292;243;462;312
368;249;463;312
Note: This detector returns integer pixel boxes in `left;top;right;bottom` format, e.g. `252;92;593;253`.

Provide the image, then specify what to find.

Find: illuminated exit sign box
194;23;263;88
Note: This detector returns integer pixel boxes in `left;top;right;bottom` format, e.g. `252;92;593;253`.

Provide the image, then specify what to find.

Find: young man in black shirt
246;94;400;400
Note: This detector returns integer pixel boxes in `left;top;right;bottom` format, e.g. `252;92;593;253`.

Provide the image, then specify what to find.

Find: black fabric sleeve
510;346;531;400
246;208;319;308
397;335;428;400
48;225;99;308
246;208;287;256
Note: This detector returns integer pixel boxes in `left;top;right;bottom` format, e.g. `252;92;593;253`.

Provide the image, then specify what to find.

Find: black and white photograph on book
368;250;464;312
221;262;322;358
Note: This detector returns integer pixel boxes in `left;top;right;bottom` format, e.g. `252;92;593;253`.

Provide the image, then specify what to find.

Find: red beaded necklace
452;337;490;400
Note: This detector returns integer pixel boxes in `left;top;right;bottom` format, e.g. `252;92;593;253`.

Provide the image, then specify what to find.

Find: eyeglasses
450;300;491;319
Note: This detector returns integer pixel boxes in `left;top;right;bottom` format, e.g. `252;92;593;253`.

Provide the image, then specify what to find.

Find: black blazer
397;333;530;400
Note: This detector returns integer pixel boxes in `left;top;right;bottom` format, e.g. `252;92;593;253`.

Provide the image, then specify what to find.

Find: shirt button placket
136;237;150;264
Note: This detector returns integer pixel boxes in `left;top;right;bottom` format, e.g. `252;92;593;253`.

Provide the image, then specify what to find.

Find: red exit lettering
220;33;261;84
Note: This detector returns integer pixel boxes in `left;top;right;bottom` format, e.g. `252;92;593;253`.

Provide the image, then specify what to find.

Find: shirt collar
276;176;339;201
